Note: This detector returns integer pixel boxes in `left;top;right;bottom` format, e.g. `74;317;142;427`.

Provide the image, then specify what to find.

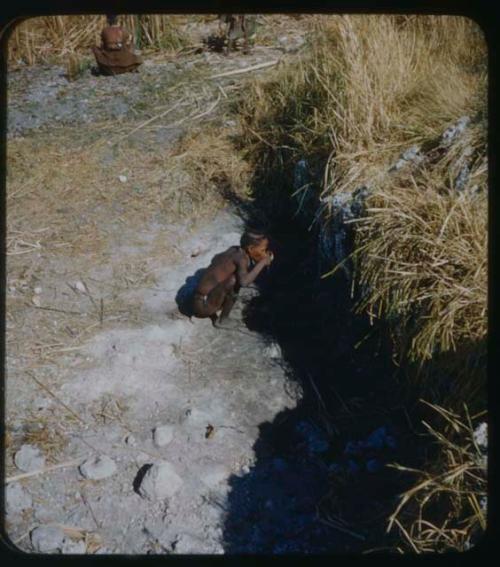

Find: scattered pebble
263;343;281;359
31;295;41;307
61;538;87;554
33;286;42;295
124;434;137;446
473;422;487;451
152;425;174;448
74;281;86;293
201;463;227;487
118;175;128;183
14;444;45;472
172;533;205;554
6;483;33;515
79;455;117;480
137;462;183;500
30;525;65;553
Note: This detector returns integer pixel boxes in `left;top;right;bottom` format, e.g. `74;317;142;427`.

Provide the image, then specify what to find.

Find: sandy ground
5;16;343;555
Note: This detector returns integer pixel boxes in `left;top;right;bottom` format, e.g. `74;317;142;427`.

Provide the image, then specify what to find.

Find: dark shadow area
220;194;434;553
133;463;153;494
175;268;206;317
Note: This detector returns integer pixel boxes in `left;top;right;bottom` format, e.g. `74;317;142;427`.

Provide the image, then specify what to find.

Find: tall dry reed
8;14;191;65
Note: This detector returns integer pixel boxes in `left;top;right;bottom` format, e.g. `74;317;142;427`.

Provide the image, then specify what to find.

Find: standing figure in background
92;15;143;76
220;15;257;54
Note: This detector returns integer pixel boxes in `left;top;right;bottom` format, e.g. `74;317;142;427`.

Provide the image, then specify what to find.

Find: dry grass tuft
353;155;487;364
239;15;486;194
387;401;487;552
173;127;252;207
238;14;487;395
8;15;191;66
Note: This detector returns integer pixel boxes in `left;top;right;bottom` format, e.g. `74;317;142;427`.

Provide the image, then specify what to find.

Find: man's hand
263;252;274;266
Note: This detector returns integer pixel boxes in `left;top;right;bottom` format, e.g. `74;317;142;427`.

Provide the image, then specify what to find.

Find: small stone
74;281;86;293
79;455;117;480
201;463;227;487
137;462;183;500
344;440;365;456
480;496;487;512
34;286;42;295
31;295;41;307
30;525;65;552
14;444;45;472
365;426;389;450
172;533;205;554
152;425;174;448
61;538;87;554
6;483;33;515
125;434;137;446
118;175;128;183
263;343;281;359
473;422;487;451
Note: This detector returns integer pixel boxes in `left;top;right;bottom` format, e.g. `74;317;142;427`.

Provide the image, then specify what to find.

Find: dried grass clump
8;14;190;66
387;401;487;553
239;15;486;196
353;154;487;364
173;128;252;208
238;14;487;387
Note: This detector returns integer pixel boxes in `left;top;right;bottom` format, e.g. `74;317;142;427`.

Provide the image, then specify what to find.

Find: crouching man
192;230;273;328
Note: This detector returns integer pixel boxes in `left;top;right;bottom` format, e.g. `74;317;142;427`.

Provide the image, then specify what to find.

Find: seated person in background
92;15;142;76
219;14;257;54
192;230;273;328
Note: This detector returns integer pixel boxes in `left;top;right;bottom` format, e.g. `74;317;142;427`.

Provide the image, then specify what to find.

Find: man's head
106;14;118;26
240;229;270;262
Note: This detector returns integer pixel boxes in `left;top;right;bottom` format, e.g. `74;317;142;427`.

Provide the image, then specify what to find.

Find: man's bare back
192;232;273;328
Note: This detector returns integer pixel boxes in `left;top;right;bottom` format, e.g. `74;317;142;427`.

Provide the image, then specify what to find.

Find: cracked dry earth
5;18;339;555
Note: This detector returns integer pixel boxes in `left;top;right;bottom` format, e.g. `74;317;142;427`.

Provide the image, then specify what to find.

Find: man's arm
235;252;272;287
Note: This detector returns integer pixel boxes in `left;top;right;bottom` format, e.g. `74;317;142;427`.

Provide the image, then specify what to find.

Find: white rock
263;343;281;359
152;425;174;448
30;526;65;552
201;463;228;487
61;537;87;554
118;175;128;183
14;445;45;472
138;462;183;500
31;295;41;307
34;286;42;295
473;422;487;451
74;281;86;293
6;483;33;514
172;533;205;554
124;434;137;446
79;455;117;480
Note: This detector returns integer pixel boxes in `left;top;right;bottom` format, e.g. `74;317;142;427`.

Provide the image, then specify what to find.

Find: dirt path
7;207;308;554
6;18;347;555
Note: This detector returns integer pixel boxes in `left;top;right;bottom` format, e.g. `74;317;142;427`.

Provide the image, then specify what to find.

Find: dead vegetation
238;13;487;392
7;14;193;66
237;14;487;552
387;401;487;553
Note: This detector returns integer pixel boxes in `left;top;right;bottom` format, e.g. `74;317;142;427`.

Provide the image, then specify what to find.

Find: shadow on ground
175;268;207;317
219;206;425;553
